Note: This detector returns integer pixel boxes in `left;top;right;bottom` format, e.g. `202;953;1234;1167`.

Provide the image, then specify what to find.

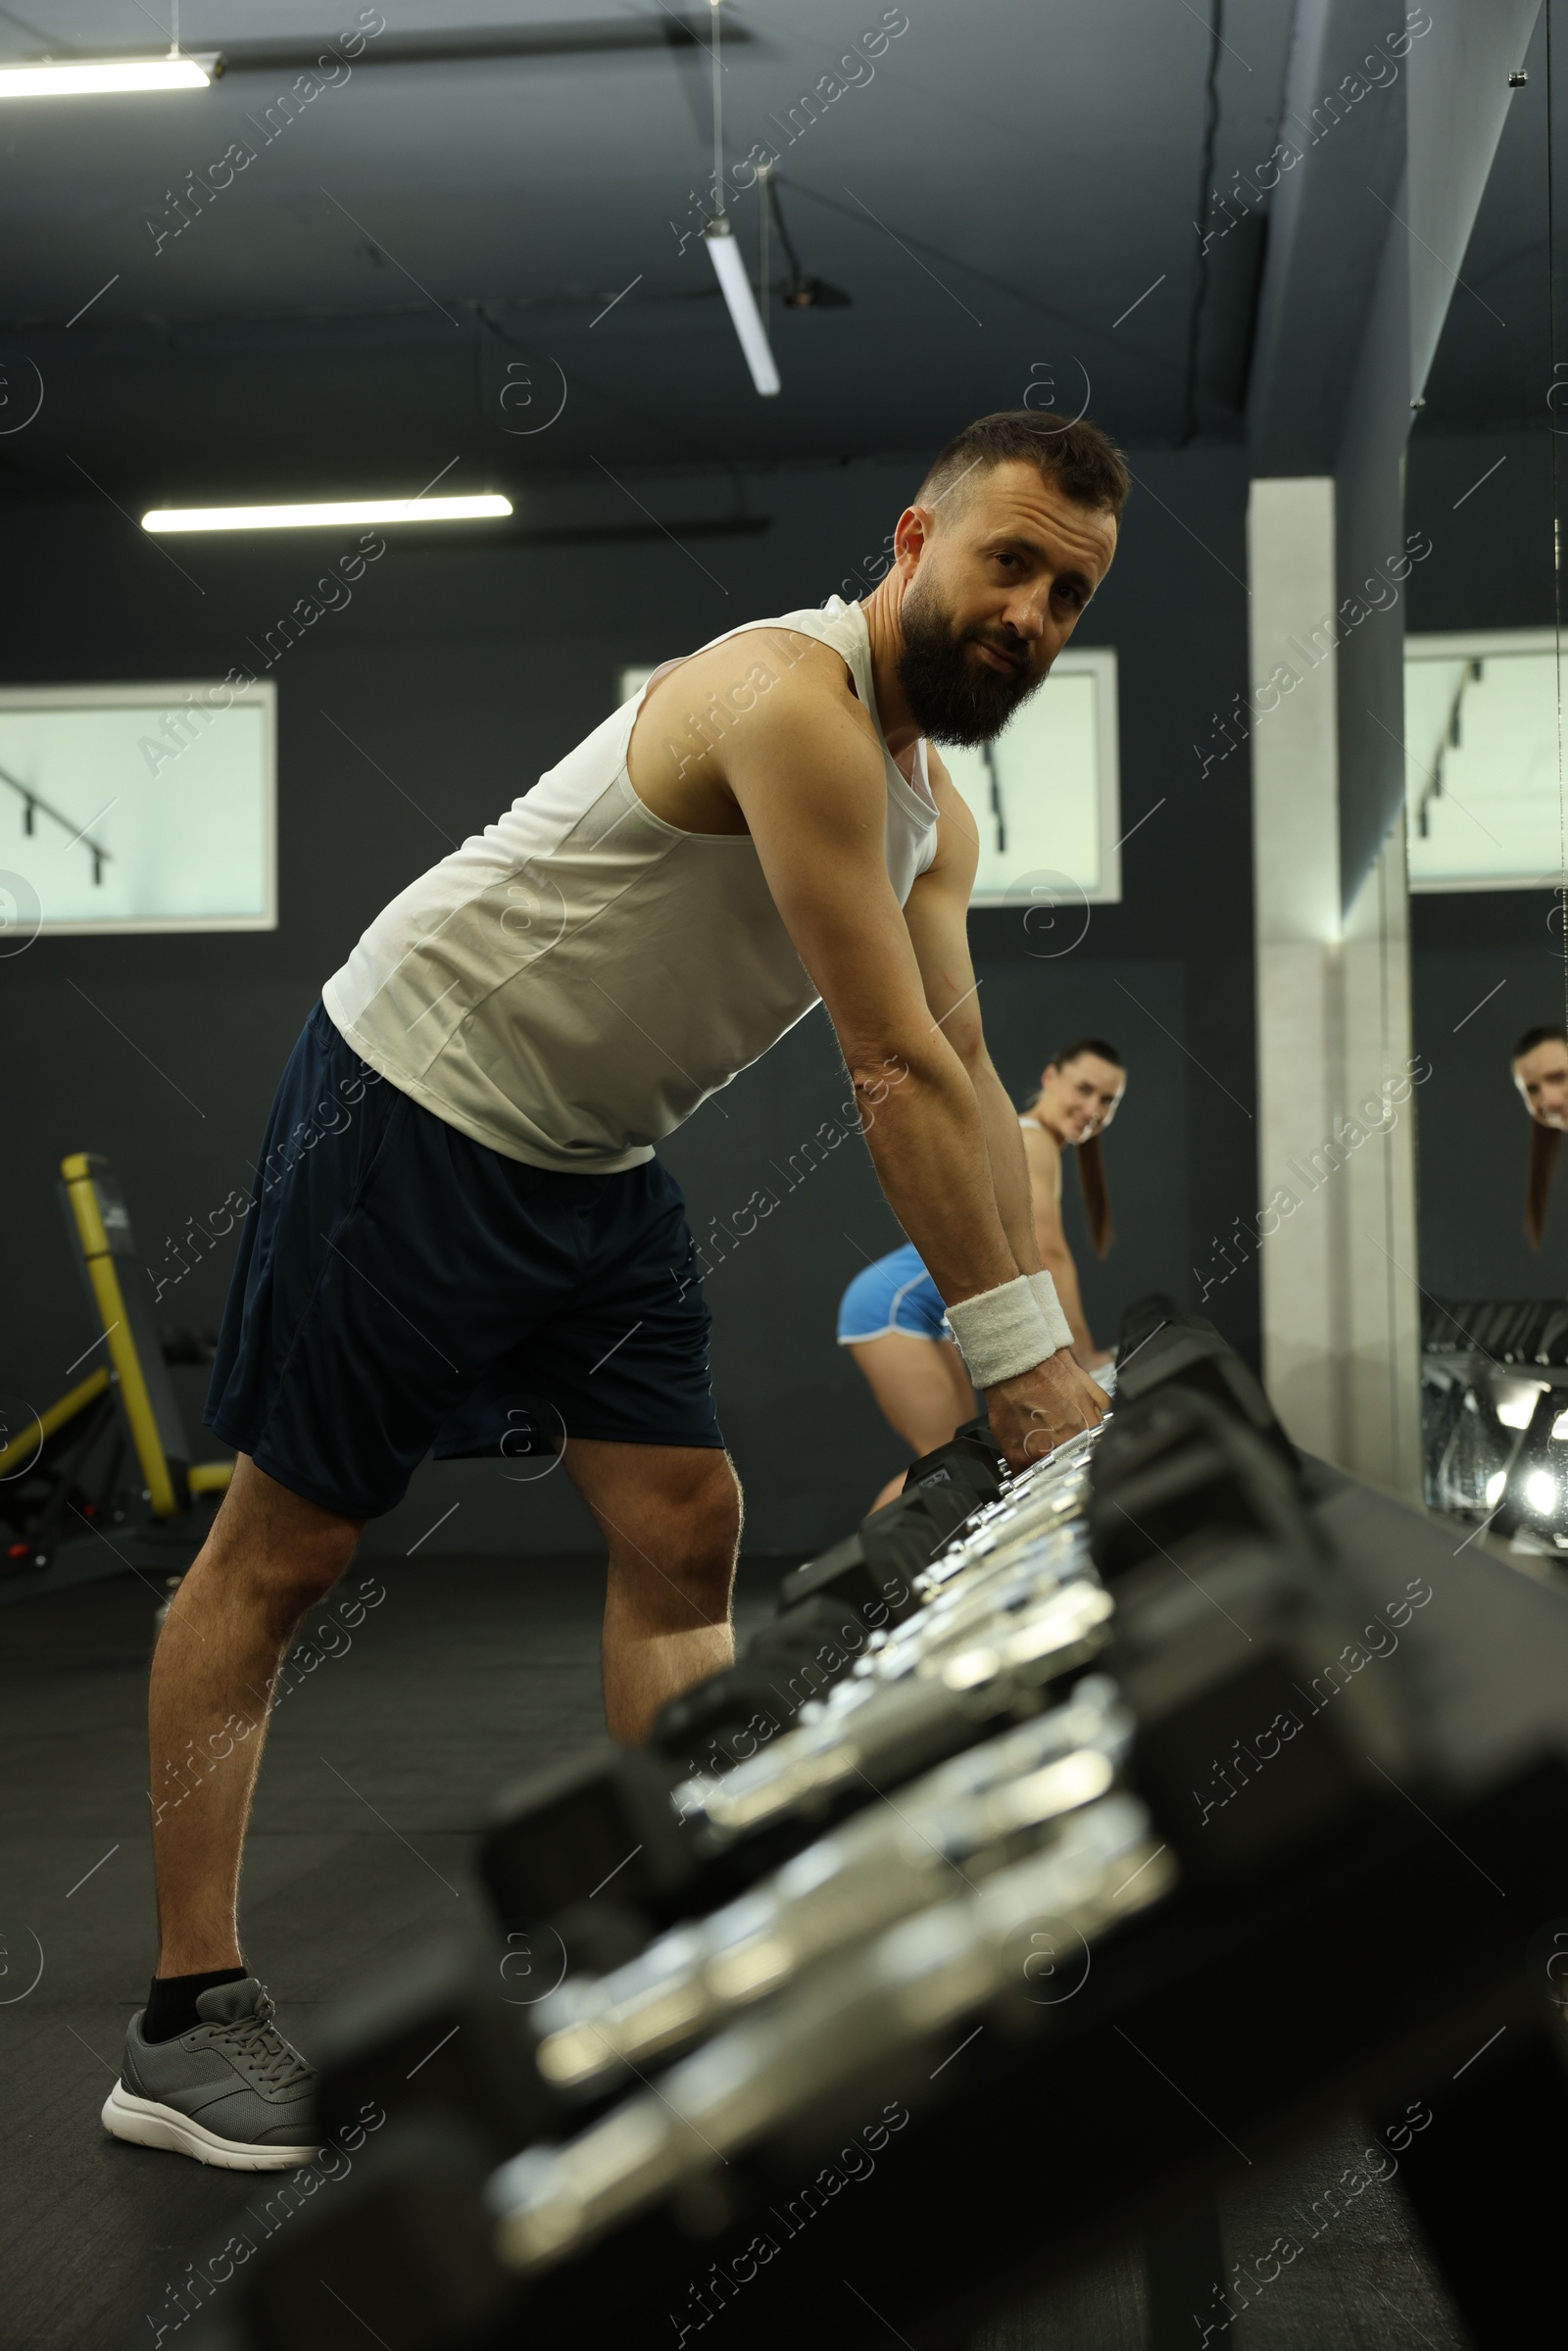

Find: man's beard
896;579;1040;747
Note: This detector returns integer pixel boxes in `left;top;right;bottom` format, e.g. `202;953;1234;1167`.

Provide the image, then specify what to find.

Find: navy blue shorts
204;999;724;1520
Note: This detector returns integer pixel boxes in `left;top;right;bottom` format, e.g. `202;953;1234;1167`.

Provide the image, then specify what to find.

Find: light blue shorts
837;1243;954;1346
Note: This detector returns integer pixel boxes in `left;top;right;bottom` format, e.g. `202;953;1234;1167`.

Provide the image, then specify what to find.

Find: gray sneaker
102;1978;318;2170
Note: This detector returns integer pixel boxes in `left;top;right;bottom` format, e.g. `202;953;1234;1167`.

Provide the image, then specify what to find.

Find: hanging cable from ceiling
1178;0;1225;448
763;173;852;309
1549;0;1566;1035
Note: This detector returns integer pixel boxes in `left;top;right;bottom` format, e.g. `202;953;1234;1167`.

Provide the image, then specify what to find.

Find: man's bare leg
563;1439;741;1744
149;1454;364;1975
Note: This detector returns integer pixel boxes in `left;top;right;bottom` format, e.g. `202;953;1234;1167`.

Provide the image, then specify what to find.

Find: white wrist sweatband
1028;1270;1076;1355
945;1275;1054;1389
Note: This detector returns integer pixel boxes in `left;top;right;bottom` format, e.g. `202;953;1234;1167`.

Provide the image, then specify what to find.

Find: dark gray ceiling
0;0;1295;504
0;0;1553;519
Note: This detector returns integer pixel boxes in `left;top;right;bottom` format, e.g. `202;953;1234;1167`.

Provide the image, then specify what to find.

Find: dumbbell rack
197;1302;1568;2351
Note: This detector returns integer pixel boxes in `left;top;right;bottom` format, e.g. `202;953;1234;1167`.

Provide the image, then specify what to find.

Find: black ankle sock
142;1967;247;2043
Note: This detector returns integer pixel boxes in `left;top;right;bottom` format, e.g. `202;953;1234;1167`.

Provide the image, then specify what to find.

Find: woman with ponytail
1017;1039;1125;1365
1511;1025;1568;1248
837;1038;1125;1508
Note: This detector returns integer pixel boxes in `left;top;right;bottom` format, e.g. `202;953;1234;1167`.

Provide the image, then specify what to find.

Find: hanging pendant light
701;0;779;397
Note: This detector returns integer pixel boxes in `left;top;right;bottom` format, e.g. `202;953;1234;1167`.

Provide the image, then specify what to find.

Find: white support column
1248;476;1425;1495
1248;477;1346;1462
1339;821;1424;1495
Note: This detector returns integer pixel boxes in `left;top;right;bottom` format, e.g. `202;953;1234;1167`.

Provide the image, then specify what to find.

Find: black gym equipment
0;1153;232;1605
479;1743;697;1940
310;1938;570;2167
901;1415;1006;1507
489;1427;1098;1941
649;1436;1007;1789
1108;1292;1298;1474
1422;1292;1568;1367
775;1481;974;1621
1418;1291;1568;1546
1086;1386;1315;1581
187;1292;1568;2351
650;1594;880;1776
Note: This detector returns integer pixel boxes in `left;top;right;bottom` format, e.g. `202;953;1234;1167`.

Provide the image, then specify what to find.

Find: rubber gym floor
1;1555;1469;2351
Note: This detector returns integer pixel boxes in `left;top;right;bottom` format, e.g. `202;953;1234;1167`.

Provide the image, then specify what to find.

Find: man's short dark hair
1514;1025;1568;1058
917;411;1131;524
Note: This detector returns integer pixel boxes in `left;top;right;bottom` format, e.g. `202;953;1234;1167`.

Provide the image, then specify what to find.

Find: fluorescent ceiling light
0;54;220;98
142;495;514;534
704;220;779;399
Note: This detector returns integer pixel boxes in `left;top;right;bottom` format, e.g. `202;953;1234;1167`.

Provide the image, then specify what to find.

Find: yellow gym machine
0;1152;233;1604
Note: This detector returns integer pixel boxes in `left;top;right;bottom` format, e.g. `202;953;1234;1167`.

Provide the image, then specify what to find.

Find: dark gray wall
0;448;1255;1554
1333;171;1411;913
1405;428;1564;1304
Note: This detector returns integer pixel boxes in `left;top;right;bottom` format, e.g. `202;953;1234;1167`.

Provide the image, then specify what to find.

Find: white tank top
321;597;940;1173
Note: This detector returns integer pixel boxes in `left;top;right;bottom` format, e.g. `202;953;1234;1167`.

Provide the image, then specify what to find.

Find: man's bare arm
900;785;1041;1278
905;759;1108;1428
721;661;1025;1304
721;668;1102;1456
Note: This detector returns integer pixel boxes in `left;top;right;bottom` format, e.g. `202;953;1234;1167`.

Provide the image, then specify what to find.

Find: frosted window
0;683;275;934
1405;633;1568;891
943;653;1120;904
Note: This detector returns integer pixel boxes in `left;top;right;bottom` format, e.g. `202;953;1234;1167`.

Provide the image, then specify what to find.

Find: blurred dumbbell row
200;1296;1417;2351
